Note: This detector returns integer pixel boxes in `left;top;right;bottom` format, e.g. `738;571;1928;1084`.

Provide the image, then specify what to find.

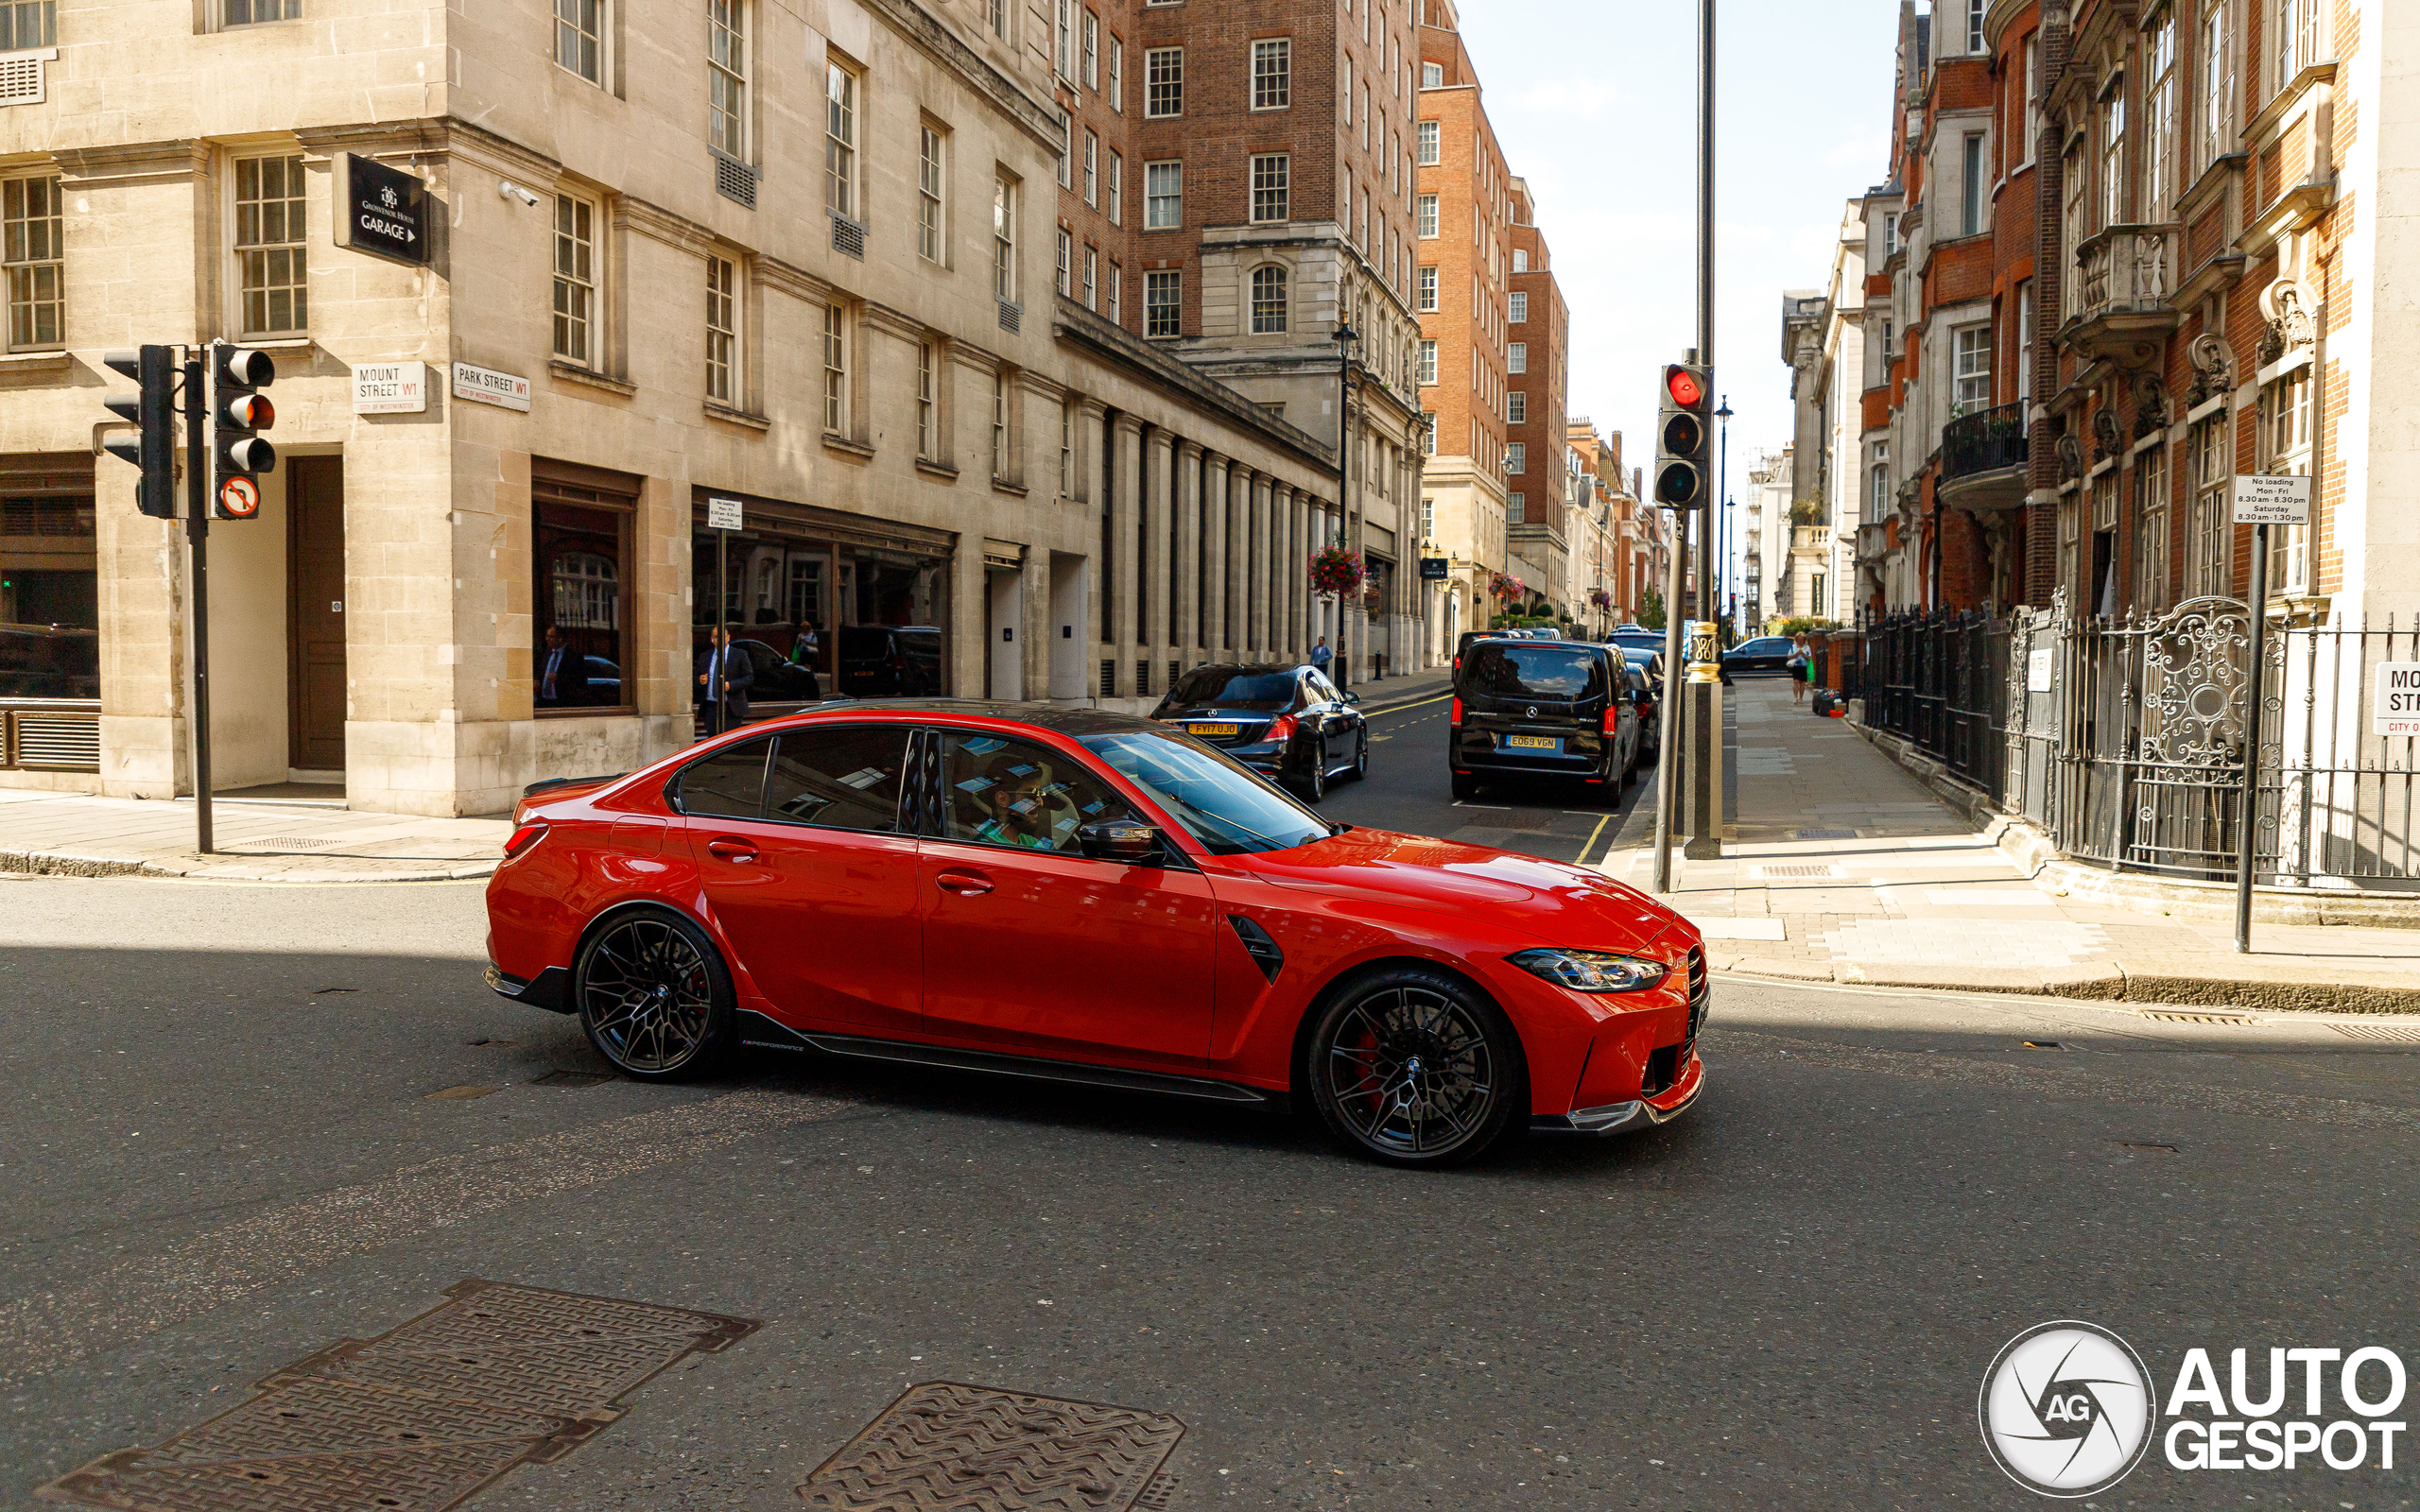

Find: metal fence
1841;591;2420;888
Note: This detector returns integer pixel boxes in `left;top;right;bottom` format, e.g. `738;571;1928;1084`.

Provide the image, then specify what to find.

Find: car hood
1240;826;1689;950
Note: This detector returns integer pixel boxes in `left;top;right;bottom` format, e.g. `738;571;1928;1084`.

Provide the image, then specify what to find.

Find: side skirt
736;1010;1277;1107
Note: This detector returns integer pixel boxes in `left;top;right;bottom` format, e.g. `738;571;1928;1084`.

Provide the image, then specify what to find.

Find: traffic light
209;340;277;520
102;346;178;520
1652;361;1714;509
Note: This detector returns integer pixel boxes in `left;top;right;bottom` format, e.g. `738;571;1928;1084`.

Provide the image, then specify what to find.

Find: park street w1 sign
2377;663;2420;736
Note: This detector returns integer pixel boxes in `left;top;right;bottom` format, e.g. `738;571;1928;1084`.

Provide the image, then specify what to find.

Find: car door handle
936;868;994;897
705;836;760;862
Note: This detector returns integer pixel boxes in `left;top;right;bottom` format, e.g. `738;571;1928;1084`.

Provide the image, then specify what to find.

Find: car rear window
1165;669;1297;711
1462;644;1606;700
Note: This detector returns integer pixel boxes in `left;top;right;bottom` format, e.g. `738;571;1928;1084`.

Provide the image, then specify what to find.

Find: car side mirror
1078;819;1162;864
1342;691;1361;705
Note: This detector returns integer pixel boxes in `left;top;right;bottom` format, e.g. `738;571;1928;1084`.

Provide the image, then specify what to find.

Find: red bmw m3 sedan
484;703;1706;1167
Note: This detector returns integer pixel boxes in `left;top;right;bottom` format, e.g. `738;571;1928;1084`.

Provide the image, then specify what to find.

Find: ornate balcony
1937;402;2030;515
2062;223;2183;372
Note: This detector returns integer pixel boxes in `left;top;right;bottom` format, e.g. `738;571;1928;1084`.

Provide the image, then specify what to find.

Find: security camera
498;181;542;208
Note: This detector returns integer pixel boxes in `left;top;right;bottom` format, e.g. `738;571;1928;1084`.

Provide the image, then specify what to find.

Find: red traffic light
222;393;274;430
1665;365;1706;409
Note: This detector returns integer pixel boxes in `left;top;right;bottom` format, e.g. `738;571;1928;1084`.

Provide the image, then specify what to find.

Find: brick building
1502;176;1573;617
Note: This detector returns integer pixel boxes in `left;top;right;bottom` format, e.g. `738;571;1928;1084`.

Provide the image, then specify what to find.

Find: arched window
1250;265;1288;334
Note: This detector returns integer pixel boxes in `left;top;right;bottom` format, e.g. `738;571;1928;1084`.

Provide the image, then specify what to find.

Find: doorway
285;456;346;773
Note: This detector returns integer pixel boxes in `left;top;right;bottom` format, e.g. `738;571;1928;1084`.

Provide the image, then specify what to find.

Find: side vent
830;211;867;259
713;151;758;209
997;298;1023;334
1226;915;1285;984
1099;660;1116;698
0;49;53;108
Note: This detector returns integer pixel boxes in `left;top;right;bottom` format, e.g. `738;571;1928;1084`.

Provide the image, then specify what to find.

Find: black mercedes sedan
1150;662;1369;800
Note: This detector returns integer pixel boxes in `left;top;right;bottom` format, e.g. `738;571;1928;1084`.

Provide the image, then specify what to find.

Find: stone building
0;0;1397;815
1501;176;1571;620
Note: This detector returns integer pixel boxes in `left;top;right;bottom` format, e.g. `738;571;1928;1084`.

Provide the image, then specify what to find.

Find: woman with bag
1789;632;1812;705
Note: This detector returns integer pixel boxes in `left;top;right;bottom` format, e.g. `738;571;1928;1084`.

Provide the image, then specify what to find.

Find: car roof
778;697;1172;738
1176;662;1301;676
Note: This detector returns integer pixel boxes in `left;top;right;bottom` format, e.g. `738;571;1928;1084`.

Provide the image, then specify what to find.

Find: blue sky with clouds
1459;0;1903;514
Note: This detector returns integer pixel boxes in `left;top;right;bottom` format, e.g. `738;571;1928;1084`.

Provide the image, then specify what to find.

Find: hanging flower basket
1589;588;1614;610
1309;541;1366;598
1488;572;1527;603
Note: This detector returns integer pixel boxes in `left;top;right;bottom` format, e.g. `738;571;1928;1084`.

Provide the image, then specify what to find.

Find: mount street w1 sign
336;153;430;266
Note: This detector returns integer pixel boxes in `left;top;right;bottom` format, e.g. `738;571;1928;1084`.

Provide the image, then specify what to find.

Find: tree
1638;588;1667;630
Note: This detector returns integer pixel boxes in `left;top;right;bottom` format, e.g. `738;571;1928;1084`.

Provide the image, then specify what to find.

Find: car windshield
1165;669;1296;711
1464;644;1606;699
1080;730;1332;855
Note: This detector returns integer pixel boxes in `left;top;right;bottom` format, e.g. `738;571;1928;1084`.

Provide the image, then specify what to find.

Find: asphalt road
4;710;2417;1511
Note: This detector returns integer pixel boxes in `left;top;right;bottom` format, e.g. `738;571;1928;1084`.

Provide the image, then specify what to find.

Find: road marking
1364;694;1454;717
1572;813;1614;867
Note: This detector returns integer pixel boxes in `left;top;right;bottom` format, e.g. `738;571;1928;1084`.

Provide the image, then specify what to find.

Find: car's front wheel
574;906;736;1081
1305;966;1526;1168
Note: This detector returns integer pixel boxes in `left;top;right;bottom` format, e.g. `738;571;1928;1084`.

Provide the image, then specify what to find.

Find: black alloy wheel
1302;738;1328;801
573;907;736;1081
1306;966;1526;1168
1351;730;1370;781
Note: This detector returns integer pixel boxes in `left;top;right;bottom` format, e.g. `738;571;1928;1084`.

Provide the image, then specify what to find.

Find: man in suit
537;625;589;708
695;624;754;737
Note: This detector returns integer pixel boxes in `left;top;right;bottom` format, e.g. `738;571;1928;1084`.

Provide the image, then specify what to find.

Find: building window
1107;148;1122;225
1512;248;1528;273
2276;0;2325;93
1421;496;1434;542
1107;260;1120;323
988;0;1006;40
821;301;847;433
917;126;947;264
1082;244;1097;308
553;0;602;82
2188;412;2230;597
3;176;63;351
2200;7;2236;171
225;0;298;24
1869;441;1891;522
993;174;1017;301
1416;194;1438;238
1060;403;1073;495
1249;264;1287;334
1507;492;1525;522
1416;265;1437;312
1507;390;1526;424
1508;341;1526;374
1252;38;1290;110
1417;338;1436;386
549;191;594;362
2024;36;2041;159
1962;131;1985;235
1082;8;1098;88
705;253;737;404
1421;60;1442;87
825;60;859;219
2098;86;2126;229
1146;47;1183;117
1966;0;1984;52
1249;154;1288;222
2015;278;2033;406
1145;269;1180;337
1082;129;1098;206
1509;290;1527;323
1506;442;1525;473
1421;412;1436;455
2142;9;2177;218
235;155;309;337
534;490;630;712
2260;366;2313;593
992;372;1010;479
1416;119;1440;164
1145;160;1182;229
709;0;747;158
1053;0;1072;78
1055;109;1072;189
914;341;938;457
2133;443;2169;611
1883;211;1899;257
1110;36;1123;110
1055;227;1072;296
1953;325;1992;410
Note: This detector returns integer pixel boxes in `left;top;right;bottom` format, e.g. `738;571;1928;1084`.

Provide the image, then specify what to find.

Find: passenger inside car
944;736;1095;850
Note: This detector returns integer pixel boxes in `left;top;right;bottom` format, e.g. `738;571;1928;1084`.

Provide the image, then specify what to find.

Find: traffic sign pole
182;350;215;854
2235;524;2269;953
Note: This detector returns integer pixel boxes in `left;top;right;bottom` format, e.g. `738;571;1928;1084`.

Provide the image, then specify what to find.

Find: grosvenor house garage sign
335;152;429;267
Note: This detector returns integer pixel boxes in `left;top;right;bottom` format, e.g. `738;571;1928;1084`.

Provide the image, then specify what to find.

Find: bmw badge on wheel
1978;1320;2155;1497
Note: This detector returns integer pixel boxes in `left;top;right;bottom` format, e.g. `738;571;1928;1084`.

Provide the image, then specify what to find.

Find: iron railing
1845;611;2006;794
1940;403;2029;482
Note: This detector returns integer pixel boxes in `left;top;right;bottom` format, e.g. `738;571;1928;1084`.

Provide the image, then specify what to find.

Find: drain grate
2139;1010;2260;1025
800;1381;1184;1511
1793;828;1858;840
528;1070;614;1089
235;837;344;850
39;1280;757;1512
1756;864;1840;879
2330;1022;2420;1042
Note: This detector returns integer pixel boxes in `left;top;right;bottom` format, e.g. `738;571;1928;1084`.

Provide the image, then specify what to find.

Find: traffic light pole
182;351;215;854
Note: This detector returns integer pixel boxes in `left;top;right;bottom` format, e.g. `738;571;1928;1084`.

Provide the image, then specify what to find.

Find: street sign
706;497;744;530
2027;646;2055;694
335;153;431;266
2376;662;2420;736
452;362;530;412
217;476;260;520
352;362;427;414
1419;557;1449;581
2232;472;2312;526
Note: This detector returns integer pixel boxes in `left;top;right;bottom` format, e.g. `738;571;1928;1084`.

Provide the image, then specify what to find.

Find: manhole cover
800;1382;1184;1511
1794;828;1858;840
529;1070;614;1089
2139;1010;2260;1025
38;1280;757;1512
2330;1022;2420;1041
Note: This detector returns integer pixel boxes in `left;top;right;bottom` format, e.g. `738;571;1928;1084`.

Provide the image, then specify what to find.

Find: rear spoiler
523;772;627;799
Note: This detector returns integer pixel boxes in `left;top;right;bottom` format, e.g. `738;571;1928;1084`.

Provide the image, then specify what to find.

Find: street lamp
1331;318;1359;685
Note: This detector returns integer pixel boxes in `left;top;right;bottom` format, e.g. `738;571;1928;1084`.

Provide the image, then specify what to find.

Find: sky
1457;0;1904;532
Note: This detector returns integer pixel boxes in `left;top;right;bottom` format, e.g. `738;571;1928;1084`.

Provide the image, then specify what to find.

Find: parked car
729;639;825;704
1450;640;1640;800
838;625;943;697
1151;662;1366;801
1453;629;1516;675
1603;629;1670;679
1623;662;1661;762
1722;635;1800;675
484;702;1709;1167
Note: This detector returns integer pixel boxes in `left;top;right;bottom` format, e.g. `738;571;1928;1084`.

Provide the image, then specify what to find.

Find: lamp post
1332;318;1359;687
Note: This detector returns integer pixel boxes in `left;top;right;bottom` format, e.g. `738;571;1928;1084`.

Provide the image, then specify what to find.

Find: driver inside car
966;751;1080;850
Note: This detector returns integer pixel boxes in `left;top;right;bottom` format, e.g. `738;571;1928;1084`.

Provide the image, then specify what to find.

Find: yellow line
1574;812;1614;867
1365;694;1455;716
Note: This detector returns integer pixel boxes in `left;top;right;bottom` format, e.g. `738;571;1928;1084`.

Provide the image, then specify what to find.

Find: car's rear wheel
1301;739;1328;801
574;907;735;1081
1350;731;1371;781
1305;966;1526;1168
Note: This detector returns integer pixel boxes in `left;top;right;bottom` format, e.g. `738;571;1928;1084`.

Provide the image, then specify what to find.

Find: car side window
768;726;912;833
939;731;1138;854
678;737;774;819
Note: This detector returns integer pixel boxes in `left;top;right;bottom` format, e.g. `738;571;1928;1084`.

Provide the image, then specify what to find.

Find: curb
1711;959;2420;1015
0;848;496;884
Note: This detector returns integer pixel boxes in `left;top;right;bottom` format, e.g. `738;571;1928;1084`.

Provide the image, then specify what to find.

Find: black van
1450;639;1640;800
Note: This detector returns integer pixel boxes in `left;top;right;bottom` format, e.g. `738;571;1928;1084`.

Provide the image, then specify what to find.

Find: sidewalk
0;789;510;883
1599;679;2420;1013
1353;662;1454;714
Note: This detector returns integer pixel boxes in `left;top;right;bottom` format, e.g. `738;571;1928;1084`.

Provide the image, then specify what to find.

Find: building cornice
53;140;209;189
859;0;1063;157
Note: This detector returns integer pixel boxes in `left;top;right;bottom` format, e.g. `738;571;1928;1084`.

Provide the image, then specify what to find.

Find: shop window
532;477;633;713
0;464;97;700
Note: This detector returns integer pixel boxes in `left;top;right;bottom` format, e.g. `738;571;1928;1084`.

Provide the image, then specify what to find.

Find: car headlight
1507;948;1668;993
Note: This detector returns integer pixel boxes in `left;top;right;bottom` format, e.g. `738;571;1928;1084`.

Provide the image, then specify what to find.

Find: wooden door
286;457;347;771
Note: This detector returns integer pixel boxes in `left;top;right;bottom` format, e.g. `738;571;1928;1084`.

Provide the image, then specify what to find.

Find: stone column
1288;490;1308;662
1250;472;1272;657
1143;427;1174;696
1175;441;1203;668
1021;548;1051;699
1202;454;1231;658
1111;413;1144;698
1230;470;1254;656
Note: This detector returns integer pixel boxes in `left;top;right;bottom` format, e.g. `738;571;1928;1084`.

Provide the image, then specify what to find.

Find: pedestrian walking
695;624;755;737
1310;636;1333;673
1789;632;1812;705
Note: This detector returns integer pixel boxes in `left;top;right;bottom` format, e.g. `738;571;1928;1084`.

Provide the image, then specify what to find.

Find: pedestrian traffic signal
1653;362;1714;509
102;346;178;520
210;341;276;519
